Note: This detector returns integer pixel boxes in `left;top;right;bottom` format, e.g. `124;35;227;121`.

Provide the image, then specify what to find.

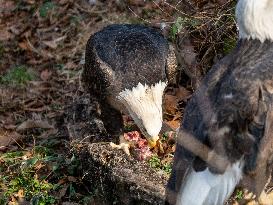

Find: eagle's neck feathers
117;81;167;138
236;0;273;42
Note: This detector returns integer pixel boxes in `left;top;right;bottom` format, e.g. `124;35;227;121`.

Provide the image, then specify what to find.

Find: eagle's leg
99;101;131;155
99;101;124;143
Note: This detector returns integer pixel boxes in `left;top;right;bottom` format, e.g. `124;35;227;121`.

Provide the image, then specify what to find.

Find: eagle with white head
166;0;273;204
82;24;176;149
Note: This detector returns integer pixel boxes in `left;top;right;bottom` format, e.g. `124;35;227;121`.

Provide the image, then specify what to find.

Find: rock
65;93;169;204
77;142;168;205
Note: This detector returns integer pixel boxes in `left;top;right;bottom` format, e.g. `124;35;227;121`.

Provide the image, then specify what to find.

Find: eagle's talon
110;142;131;156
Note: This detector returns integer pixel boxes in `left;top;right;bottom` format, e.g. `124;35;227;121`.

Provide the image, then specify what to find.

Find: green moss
39;1;55;18
148;155;172;174
0;151;57;204
149;156;161;169
0;138;82;204
223;37;237;54
234;189;244;200
169;16;201;41
0;65;33;85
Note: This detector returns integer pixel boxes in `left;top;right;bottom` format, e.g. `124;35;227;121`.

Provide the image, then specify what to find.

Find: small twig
128;6;152;24
152;1;172;18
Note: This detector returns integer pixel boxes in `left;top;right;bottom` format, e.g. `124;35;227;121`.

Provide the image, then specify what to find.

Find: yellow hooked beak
147;136;159;148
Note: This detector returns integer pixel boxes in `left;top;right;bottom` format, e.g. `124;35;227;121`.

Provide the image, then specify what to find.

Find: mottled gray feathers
82;24;170;100
167;39;273;204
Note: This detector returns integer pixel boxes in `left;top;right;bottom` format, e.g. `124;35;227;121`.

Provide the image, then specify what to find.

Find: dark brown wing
82;24;170;101
165;52;233;205
240;98;273;195
166;39;273;204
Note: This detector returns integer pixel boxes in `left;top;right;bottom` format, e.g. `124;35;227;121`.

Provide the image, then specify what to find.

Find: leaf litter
0;0;269;204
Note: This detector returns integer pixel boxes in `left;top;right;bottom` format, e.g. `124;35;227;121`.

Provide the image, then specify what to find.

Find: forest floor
0;0;262;204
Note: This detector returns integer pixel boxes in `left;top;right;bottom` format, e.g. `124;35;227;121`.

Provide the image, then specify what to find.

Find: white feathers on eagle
117;81;167;137
177;160;244;205
236;0;273;42
117;81;167;116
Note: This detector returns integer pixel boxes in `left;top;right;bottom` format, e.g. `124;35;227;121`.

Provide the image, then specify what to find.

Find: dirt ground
1;0;271;204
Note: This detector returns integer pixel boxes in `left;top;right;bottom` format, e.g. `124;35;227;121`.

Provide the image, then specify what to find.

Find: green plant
70;15;83;26
124;124;134;132
148;156;172;174
80;195;94;205
161;132;169;142
0;153;57;204
31;194;56;205
234;189;244;200
0;65;33;85
39;1;55;18
148;156;161;169
223;37;237;54
162;163;172;174
170;17;200;41
0;137;83;204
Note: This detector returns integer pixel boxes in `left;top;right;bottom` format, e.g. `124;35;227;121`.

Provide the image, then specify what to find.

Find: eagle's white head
236;0;273;42
118;81;167;147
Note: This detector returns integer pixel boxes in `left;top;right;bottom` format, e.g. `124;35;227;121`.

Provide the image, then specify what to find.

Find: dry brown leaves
0;129;21;148
0;0;112;73
164;86;191;130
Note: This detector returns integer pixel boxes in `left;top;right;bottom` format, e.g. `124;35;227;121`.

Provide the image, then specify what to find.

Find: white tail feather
177;160;244;205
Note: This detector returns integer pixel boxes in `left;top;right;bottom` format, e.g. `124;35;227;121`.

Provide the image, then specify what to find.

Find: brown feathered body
82;24;176;139
166;39;273;205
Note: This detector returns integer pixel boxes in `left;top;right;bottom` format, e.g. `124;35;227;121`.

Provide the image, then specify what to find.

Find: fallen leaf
67;176;77;182
165;120;180;130
59;0;70;5
18;41;30;51
3;124;17;130
57;184;69;199
34;162;44;170
258;191;273;205
0;0;16;13
0;26;14;41
175;86;191;101
0;129;21;147
128;0;146;6
62;202;80;205
40;69;52;81
43;36;66;49
16;120;54;132
43;40;58;49
57;178;67;185
26;0;35;4
64;62;77;70
9;196;17;205
172;144;176;152
15;189;24;198
164;94;178;115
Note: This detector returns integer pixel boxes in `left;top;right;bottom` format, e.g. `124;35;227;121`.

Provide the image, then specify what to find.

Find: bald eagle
82;24;176;148
166;0;273;204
